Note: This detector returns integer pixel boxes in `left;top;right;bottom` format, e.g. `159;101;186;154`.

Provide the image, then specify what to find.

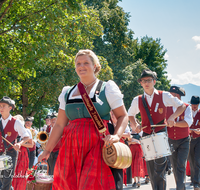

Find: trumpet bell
37;131;49;144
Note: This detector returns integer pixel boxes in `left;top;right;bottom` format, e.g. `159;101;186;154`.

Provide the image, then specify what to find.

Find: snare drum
0;155;13;170
140;132;171;161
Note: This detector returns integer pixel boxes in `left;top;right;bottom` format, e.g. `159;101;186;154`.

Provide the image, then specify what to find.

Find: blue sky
118;0;200;86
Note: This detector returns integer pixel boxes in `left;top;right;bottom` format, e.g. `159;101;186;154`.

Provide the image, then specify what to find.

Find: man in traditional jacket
188;96;200;190
128;69;186;190
0;96;29;190
167;86;193;190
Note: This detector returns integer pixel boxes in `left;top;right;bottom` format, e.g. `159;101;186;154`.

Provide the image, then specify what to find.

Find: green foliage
135;36;171;90
84;0;137;85
0;0;112;120
84;0;170;110
0;0;171;126
120;59;147;110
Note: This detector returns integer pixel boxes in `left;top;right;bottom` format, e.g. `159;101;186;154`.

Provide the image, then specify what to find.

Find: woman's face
75;55;96;79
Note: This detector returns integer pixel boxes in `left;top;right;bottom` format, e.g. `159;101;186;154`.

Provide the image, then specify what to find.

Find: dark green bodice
64;82;111;121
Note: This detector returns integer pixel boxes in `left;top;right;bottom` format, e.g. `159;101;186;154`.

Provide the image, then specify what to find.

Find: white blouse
58;79;124;111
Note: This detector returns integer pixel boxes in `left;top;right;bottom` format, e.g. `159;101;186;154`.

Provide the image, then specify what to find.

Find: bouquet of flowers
26;162;53;190
26;165;39;183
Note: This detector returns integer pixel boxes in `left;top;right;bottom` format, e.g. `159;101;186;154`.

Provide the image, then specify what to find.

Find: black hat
45;114;51;120
137;69;157;82
190;96;200;105
25;116;34;122
51;113;58;119
169;86;186;96
0;96;15;109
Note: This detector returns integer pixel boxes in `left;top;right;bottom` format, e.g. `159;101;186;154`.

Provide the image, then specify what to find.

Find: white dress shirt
128;88;184;117
192;108;199;118
1;114;29;138
172;105;193;127
58;79;124;111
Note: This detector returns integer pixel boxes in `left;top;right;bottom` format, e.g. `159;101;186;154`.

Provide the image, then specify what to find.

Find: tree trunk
22;85;28;119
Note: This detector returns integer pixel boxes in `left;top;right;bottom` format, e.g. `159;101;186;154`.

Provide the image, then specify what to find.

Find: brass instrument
37;131;49;150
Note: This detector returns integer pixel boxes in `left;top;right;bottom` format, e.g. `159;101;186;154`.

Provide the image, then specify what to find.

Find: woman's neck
80;77;97;87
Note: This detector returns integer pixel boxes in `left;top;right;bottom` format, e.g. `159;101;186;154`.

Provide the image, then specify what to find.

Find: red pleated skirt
130;144;145;178
52;118;116;190
12;146;29;190
186;160;191;176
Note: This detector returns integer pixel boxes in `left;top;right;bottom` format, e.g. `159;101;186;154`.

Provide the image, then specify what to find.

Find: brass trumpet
37;131;49;150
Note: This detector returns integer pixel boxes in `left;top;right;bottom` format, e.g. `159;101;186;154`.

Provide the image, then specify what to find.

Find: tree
120;59;148;110
85;0;137;85
134;36;171;90
0;0;113;120
84;1;171;110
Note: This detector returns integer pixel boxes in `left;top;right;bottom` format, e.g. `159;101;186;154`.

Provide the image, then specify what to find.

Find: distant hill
172;83;200;103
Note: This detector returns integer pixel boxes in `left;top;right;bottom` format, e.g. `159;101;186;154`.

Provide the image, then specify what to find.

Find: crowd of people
0;49;199;190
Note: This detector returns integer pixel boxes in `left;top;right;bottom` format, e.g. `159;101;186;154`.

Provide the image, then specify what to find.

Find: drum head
0;155;13;170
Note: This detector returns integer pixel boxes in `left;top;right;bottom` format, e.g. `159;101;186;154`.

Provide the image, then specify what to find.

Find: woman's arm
13;137;30;152
38;109;69;162
21;139;34;148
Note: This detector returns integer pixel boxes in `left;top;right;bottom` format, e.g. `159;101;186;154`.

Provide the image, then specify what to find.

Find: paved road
123;172;193;190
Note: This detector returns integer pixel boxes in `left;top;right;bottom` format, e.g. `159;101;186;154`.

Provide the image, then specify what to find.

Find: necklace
81;78;97;90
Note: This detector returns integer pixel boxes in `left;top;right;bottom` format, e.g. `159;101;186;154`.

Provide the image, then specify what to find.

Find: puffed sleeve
105;80;124;110
58;86;71;110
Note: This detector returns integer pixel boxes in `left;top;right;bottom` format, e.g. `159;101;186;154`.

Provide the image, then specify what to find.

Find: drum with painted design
102;142;132;169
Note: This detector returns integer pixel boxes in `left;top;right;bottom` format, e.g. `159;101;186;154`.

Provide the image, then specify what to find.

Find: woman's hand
38;150;51;163
102;134;120;146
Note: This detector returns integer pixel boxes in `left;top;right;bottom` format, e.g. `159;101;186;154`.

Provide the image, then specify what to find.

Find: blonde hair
75;49;101;75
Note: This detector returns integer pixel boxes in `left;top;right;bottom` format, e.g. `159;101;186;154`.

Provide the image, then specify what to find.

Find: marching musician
41;114;51;132
0;96;29;190
47;112;61;176
188;96;200;190
25;116;38;169
109;110;131;190
128;69;186;190
167;86;193;190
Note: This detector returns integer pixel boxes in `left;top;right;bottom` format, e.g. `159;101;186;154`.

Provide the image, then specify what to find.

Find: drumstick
1;136;21;152
151;124;167;127
141;126;147;130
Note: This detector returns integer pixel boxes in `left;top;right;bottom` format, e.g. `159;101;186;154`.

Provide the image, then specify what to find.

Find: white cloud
196;44;200;50
192;36;200;42
164;53;169;60
168;71;200;86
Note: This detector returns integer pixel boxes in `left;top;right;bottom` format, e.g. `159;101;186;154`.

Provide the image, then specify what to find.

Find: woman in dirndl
128;123;145;188
38;49;128;190
12;115;34;190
